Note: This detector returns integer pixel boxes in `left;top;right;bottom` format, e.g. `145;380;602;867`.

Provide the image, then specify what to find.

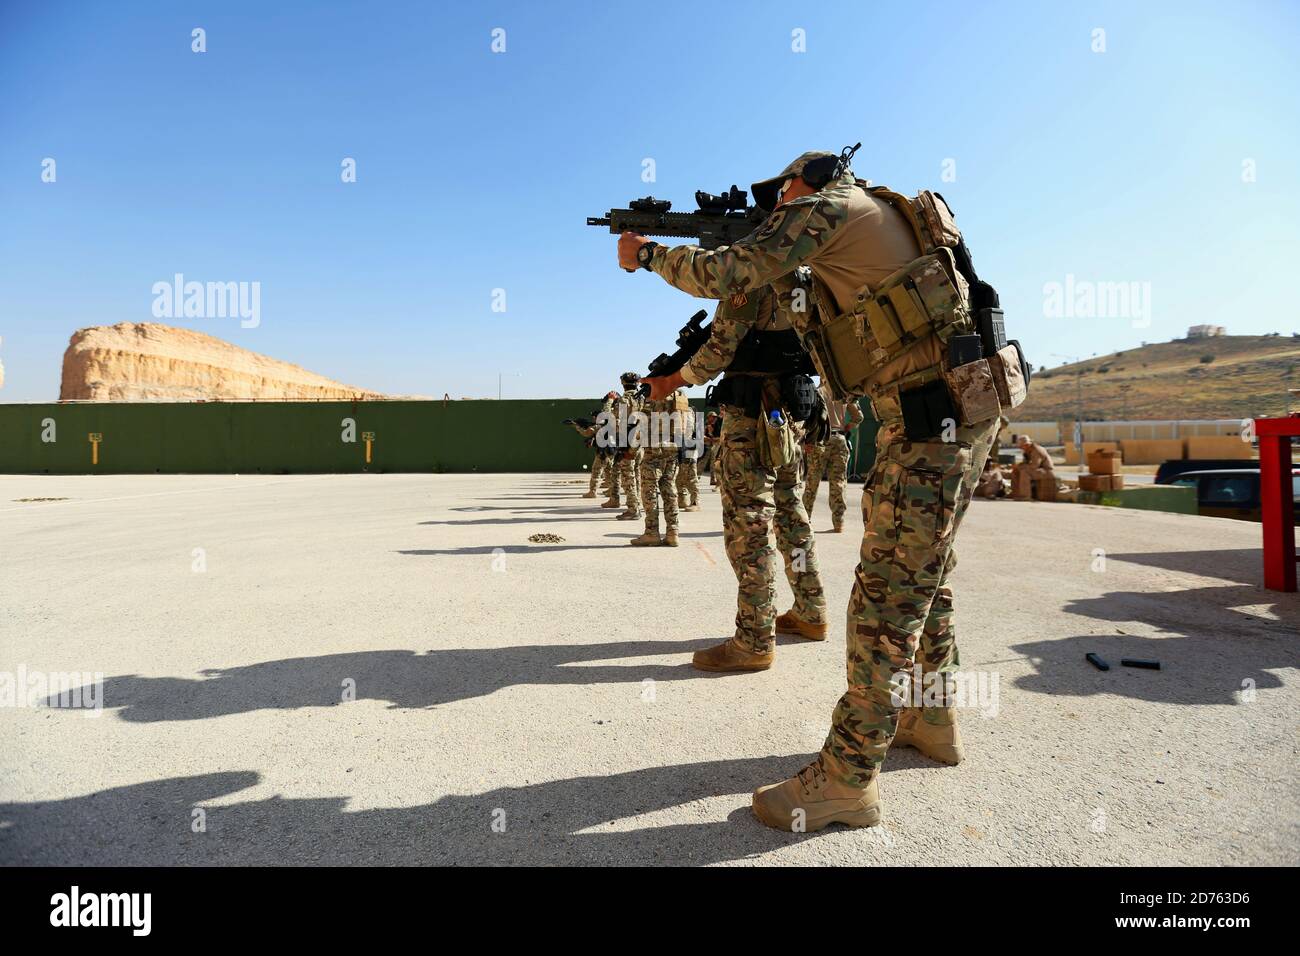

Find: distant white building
1187;324;1226;339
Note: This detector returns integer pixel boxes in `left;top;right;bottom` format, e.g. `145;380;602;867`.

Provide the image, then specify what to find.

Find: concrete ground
1;472;1295;866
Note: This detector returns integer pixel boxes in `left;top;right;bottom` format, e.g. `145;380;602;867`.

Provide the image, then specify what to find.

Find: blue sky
2;0;1297;401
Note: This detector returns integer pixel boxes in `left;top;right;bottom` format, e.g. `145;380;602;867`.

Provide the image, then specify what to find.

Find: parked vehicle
1166;468;1300;522
1153;458;1259;485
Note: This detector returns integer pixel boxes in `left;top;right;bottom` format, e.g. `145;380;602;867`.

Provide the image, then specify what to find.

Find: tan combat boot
618;509;642;520
600;498;621;509
752;755;882;832
663;530;679;547
774;609;828;641
691;639;773;673
629;531;662;547
582;490;597;498
892;707;964;765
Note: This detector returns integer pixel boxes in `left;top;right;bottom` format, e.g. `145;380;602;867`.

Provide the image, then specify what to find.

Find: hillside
1020;334;1300;421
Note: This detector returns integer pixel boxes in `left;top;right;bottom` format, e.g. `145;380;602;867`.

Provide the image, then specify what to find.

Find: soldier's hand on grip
618;231;648;272
640;375;675;402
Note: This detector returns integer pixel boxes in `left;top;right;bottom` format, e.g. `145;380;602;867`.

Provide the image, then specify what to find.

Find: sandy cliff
60;323;387;401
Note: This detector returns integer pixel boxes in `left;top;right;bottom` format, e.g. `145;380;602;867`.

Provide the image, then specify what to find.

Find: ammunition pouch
899;379;957;442
804;251;970;401
803;186;1031;417
779;373;818;423
895;341;1028;440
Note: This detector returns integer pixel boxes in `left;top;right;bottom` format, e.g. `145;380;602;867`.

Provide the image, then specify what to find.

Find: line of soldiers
570;372;864;551
568;372;708;547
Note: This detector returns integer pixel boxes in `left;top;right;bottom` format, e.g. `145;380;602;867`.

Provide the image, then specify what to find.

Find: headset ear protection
801;142;862;189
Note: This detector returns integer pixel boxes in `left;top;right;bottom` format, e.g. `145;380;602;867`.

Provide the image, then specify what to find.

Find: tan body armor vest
800;185;1026;423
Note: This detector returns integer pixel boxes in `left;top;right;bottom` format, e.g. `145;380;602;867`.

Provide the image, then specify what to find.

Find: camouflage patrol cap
620;371;641;386
751;151;838;212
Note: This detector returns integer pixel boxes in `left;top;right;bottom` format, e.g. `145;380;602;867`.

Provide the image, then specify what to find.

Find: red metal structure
1255;416;1299;592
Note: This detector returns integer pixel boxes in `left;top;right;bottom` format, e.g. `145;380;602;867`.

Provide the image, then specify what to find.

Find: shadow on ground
1105;548;1267;587
44;640;723;721
0;755;893;865
1011;582;1298;705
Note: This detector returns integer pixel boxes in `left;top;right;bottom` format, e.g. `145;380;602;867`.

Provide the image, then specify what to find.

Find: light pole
1053;353;1086;472
497;372;520;401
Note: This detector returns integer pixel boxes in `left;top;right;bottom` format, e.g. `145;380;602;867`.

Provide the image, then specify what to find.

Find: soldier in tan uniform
702;412;722;489
569;395;618;500
614;373;645;520
631;392;682;546
675;394;702;511
803;385;865;532
1012;435;1056;500
622;149;1004;830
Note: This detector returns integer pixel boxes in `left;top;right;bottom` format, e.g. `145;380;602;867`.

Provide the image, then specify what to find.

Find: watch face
638;243;653;264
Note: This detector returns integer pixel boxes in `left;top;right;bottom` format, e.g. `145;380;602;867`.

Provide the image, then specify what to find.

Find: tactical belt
728;328;816;376
706;375;765;418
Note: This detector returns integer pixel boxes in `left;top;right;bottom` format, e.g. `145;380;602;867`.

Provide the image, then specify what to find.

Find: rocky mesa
60;323;388;401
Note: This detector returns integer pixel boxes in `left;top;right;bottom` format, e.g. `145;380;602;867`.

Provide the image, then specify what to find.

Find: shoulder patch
729;292;748;309
752;209;787;243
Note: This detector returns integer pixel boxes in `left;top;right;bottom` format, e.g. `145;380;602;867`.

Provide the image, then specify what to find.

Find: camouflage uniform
569;417;615;498
615;385;644;517
675;402;701;508
638;395;681;537
702;413;722;489
646;156;998;787
803;391;865;528
680;287;826;656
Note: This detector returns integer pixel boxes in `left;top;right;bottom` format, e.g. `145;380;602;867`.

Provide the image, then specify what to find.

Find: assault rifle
563;414;616;457
636;309;710;400
587;185;765;255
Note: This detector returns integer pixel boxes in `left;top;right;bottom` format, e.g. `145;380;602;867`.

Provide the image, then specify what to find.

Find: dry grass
1023;334;1300;421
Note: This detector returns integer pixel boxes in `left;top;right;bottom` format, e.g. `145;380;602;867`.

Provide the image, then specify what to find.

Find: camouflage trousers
589;451;615;496
639;448;680;534
719;409;827;655
821;415;997;786
675;452;700;506
802;433;851;526
617;449;643;514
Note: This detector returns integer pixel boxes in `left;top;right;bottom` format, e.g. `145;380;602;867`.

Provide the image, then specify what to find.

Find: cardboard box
1087;450;1123;475
1076;473;1107;494
1078;473;1120;492
1035;480;1058;502
1063;441;1118;465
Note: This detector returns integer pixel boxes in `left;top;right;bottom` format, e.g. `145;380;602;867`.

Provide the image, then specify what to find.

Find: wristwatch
636;241;660;270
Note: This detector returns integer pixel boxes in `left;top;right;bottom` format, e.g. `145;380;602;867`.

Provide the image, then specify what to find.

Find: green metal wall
0;400;600;474
0;399;879;475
